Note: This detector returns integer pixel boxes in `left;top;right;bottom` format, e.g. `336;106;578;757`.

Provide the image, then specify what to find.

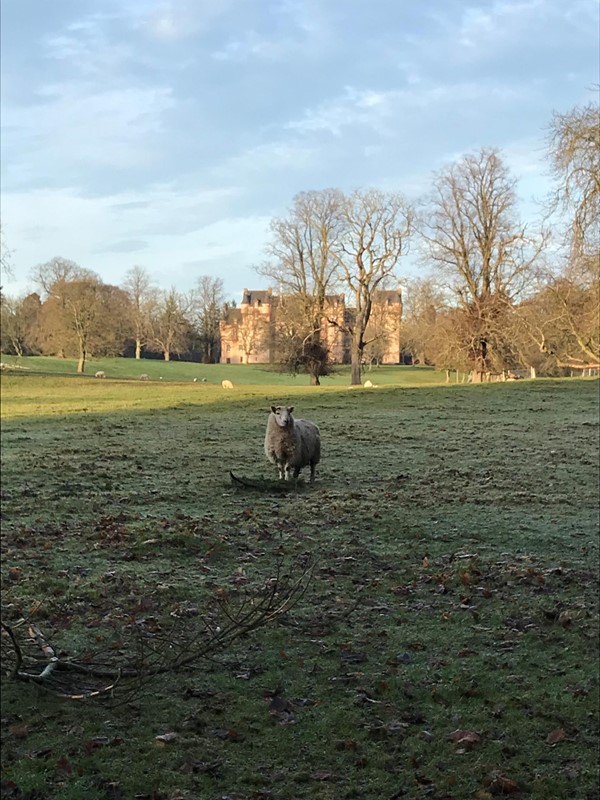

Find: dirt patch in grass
1;378;598;799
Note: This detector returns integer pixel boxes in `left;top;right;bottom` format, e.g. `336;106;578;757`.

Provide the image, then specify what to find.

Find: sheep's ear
288;406;294;413
271;405;277;413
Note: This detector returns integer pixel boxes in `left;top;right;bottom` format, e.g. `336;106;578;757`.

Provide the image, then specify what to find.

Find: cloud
211;0;332;62
212;31;290;62
138;0;237;41
285;81;528;139
0;184;266;298
212;139;316;183
2;82;176;188
456;0;554;49
96;239;150;254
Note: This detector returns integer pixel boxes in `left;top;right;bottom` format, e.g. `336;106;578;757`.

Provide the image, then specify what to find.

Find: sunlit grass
0;353;447;386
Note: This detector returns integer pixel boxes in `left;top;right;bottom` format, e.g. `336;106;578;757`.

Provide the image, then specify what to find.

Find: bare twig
1;563;313;700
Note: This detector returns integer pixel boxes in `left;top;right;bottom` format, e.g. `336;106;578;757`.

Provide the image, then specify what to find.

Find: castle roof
241;289;273;305
374;289;402;304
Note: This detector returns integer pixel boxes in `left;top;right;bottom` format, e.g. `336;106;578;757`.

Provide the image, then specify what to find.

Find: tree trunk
77;351;86;373
164;351;171;362
310;373;320;386
350;349;362;385
135;339;142;359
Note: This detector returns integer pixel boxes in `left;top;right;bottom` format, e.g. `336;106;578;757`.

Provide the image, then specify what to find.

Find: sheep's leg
309;462;316;483
285;465;295;482
278;463;285;480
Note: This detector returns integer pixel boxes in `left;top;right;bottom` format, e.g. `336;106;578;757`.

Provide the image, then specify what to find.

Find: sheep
265;405;320;482
363;379;373;388
139;374;150;381
94;371;106;379
222;379;234;389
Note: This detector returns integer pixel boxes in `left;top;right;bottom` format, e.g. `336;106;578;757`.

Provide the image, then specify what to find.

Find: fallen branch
1;561;314;700
229;471;305;493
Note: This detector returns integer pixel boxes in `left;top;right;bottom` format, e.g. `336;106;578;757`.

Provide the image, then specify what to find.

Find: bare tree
512;261;599;368
238;305;268;364
149;287;191;361
123;266;157;359
0;295;27;356
420;148;546;380
259;190;343;383
546;97;600;261
362;290;403;368
0;226;13;283
272;294;334;383
332;189;413;385
190;276;225;363
401;278;448;365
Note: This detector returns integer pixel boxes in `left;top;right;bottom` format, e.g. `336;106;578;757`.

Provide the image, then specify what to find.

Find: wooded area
1;100;598;383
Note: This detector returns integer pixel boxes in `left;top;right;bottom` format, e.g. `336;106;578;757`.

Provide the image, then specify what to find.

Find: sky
1;0;598;303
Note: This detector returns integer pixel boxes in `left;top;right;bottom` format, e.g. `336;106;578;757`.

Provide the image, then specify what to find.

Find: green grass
1;373;598;800
0;353;447;386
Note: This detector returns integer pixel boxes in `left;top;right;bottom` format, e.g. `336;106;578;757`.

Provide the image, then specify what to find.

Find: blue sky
1;0;598;302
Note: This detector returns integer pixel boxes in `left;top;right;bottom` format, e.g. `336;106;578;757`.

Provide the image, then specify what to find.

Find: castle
219;288;403;365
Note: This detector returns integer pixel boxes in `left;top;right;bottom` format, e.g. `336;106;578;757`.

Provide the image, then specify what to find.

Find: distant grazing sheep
222;379;234;389
265;405;320;482
193;378;198;382
363;379;374;388
95;371;106;379
139;374;150;381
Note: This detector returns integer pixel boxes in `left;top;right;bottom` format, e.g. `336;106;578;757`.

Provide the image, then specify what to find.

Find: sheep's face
270;405;294;428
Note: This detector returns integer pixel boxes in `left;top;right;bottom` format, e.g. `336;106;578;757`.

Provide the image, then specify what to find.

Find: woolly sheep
265;405;320;482
139;374;150;381
363;379;374;388
95;371;106;379
222;379;234;389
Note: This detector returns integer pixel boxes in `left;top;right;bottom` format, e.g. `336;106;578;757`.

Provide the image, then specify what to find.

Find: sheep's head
270;405;294;428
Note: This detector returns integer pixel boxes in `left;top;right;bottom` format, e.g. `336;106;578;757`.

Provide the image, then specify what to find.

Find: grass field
1;372;598;800
0;354;449;387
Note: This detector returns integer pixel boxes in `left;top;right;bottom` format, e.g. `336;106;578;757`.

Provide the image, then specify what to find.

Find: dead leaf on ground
8;723;29;738
558;611;573;626
311;771;335;781
209;728;243;741
546;727;566;745
155;732;178;744
489;775;520;794
56;754;73;774
335;738;358;750
448;729;480;743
